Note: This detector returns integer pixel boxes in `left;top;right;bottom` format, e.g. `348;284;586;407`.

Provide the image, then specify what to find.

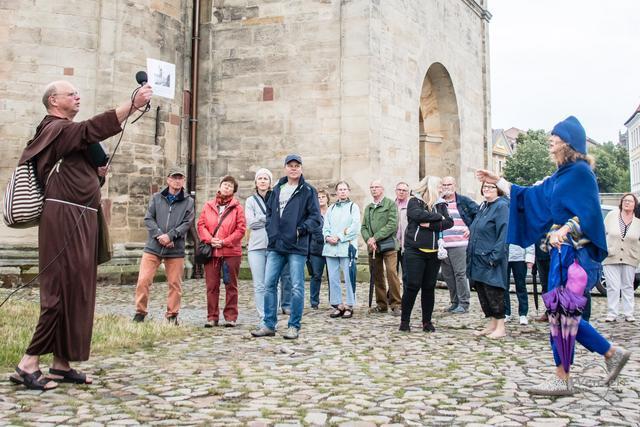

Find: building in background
491;129;513;175
625;104;640;193
0;0;492;282
503;127;524;151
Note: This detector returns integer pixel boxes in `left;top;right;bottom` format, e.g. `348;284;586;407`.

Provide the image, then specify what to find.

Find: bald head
42;81;62;109
42;80;80;119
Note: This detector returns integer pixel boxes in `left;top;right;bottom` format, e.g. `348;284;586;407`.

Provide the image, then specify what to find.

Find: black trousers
401;248;440;323
536;257;550;294
474;281;506;319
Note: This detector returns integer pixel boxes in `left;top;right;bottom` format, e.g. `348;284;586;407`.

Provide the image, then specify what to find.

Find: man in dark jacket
132;166;195;325
252;154;322;340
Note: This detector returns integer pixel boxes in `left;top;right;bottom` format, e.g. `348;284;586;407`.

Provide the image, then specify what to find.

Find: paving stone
1;281;640;425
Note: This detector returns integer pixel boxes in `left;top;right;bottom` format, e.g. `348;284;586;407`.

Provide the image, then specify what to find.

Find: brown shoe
368;306;388;314
535;313;548;322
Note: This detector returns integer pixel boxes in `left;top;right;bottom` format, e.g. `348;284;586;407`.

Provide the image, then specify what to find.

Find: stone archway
418;63;461;181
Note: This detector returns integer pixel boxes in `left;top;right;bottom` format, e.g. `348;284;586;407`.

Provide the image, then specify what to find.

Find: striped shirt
442;200;469;248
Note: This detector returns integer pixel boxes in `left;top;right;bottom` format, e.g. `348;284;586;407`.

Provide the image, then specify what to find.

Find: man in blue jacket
252;154;322;339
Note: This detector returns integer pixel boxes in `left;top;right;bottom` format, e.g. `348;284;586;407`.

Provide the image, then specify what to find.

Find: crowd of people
9;79;634;396
134;116;633;396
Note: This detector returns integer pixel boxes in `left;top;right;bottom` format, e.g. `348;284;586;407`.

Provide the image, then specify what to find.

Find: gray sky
489;0;640;143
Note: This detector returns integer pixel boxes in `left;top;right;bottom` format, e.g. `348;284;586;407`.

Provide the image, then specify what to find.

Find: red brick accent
170;114;181;125
263;86;274;101
63;67;74;76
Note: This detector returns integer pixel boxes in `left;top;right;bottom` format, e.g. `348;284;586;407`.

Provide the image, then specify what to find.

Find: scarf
215;191;233;207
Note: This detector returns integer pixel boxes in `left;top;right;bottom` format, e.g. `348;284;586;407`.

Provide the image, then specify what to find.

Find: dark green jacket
361;196;398;252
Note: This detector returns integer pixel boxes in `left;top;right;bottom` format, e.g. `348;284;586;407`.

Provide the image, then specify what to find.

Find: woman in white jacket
603;193;640;322
323;181;361;318
245;168;273;326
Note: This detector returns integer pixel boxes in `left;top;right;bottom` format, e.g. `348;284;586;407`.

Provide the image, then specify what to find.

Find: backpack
3;158;62;228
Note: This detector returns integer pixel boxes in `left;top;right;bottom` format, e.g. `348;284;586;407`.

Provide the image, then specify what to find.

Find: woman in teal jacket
323;181;361;318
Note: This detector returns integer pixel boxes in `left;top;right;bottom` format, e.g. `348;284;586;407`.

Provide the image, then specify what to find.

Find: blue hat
551;116;587;154
284;154;302;165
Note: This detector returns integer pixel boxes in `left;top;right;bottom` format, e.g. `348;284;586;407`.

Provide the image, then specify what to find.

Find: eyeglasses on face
395;188;408;192
483;185;497;190
52;91;80;98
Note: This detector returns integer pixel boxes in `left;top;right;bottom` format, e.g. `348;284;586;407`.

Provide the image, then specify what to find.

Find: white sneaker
527;376;574;396
519;315;529;325
625;315;636;322
504;315;512;322
605;315;617;322
604;347;631;385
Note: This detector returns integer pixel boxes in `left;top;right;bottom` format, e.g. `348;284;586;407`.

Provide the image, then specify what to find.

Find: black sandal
9;367;58;391
48;368;92;384
329;308;345;318
343;308;353;318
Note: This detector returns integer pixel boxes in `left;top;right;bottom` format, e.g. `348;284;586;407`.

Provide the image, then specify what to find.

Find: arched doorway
418;63;460;181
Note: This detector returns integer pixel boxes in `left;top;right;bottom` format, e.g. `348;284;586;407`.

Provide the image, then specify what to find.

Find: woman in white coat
602;193;640;322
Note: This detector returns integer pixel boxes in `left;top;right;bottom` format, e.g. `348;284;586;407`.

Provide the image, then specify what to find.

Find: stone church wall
0;0;192;249
0;0;490;282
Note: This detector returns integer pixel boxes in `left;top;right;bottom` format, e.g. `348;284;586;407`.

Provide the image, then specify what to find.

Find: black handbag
195;242;213;264
376;235;396;254
366;205;396;254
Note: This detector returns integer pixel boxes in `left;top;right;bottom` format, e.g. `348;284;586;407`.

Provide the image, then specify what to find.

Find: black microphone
131;71;150;123
135;71;148;86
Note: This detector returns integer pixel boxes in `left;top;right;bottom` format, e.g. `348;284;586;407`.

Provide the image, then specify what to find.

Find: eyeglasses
441;184;454;187
52;91;79;98
370;186;382;189
623;199;635;203
395;188;408;192
483;185;497;190
169;175;185;180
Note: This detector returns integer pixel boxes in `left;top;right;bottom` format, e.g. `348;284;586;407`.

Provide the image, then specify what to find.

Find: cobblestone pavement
1;280;639;426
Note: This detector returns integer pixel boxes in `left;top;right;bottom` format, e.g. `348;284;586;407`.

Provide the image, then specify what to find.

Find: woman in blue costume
477;116;631;396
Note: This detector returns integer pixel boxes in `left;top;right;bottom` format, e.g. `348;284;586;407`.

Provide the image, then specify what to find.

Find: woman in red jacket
197;176;246;327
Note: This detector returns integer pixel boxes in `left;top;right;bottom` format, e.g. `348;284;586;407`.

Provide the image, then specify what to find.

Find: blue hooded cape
506;160;607;263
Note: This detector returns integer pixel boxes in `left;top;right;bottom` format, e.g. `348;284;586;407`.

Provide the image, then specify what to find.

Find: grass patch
0;300;190;371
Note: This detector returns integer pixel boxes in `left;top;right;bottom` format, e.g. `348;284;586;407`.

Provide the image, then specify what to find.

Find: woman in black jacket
400;176;454;332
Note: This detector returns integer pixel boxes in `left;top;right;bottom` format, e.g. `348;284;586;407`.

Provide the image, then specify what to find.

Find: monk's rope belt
45;198;97;212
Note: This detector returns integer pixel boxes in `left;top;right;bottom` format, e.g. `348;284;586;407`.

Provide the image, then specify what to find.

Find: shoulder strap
252;194;266;215
212;205;236;237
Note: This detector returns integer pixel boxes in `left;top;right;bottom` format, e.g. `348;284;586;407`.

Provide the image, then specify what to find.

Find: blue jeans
264;252;306;330
247;249;267;324
505;261;529;316
307;255;326;307
279;260;292;311
327;257;355;307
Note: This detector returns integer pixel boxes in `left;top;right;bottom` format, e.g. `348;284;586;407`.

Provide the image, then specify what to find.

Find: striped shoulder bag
3;158;62;228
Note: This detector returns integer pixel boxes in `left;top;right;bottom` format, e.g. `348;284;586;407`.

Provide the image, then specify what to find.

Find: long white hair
413;176;441;209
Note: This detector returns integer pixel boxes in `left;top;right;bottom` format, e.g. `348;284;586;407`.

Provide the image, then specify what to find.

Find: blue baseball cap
284;154;302;165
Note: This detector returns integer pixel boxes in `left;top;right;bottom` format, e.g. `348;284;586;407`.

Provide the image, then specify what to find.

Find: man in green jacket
361;180;402;315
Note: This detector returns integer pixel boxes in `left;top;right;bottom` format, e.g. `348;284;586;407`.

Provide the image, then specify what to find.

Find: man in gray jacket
132;166;195;324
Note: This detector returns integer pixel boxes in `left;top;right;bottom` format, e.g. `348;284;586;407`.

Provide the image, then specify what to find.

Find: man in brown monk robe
9;80;152;391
